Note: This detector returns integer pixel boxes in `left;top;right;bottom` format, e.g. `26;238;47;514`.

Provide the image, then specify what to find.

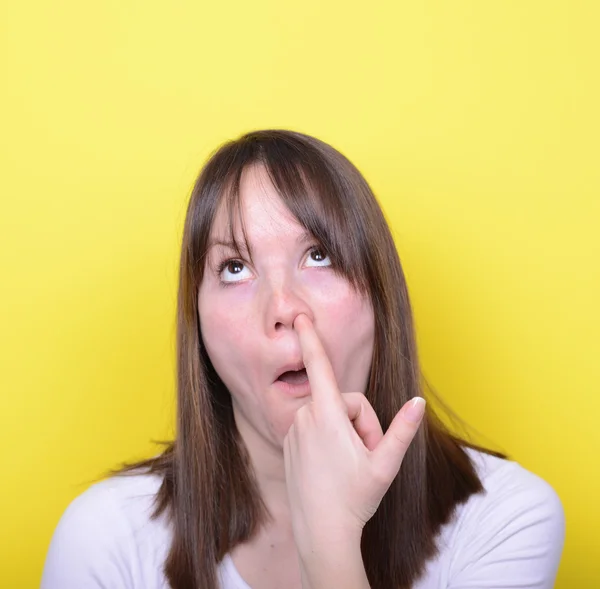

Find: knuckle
372;464;393;488
391;430;411;452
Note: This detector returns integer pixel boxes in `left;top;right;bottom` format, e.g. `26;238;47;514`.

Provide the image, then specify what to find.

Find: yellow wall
1;1;598;587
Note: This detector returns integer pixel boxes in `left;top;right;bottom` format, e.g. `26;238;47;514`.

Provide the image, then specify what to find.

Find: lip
272;361;306;383
273;377;311;398
272;360;310;398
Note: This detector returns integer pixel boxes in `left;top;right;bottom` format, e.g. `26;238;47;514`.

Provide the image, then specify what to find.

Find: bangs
208;132;372;295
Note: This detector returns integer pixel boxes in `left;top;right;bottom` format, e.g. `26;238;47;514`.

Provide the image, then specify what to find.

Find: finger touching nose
263;282;313;336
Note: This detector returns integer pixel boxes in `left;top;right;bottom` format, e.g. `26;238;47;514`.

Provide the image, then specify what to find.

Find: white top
41;448;565;589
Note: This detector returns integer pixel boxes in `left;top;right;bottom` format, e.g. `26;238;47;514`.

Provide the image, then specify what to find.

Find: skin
198;164;425;589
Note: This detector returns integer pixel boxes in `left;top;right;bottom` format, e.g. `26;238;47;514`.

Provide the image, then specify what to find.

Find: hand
283;313;426;553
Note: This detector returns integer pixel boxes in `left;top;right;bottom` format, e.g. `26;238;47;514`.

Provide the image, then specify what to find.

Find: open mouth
276;367;308;385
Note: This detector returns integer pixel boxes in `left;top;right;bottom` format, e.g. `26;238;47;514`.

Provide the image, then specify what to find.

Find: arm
286;315;426;589
449;464;565;589
297;535;371;589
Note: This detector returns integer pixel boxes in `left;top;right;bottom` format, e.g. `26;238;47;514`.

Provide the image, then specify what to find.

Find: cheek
307;275;374;387
199;291;254;378
325;294;374;356
307;272;372;326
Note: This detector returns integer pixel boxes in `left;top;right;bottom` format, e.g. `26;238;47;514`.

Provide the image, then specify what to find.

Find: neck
234;410;293;529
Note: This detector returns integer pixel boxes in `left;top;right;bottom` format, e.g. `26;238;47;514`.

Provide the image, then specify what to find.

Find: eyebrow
207;229;314;251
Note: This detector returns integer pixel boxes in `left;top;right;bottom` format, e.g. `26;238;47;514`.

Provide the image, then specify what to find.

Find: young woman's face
198;165;375;450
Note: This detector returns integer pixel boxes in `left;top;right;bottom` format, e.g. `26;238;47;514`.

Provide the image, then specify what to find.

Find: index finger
293;313;344;409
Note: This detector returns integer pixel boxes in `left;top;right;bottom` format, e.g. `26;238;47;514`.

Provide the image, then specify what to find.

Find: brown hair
117;129;506;589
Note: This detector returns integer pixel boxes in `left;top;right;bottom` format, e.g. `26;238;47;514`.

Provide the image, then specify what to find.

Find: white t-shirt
41;448;565;588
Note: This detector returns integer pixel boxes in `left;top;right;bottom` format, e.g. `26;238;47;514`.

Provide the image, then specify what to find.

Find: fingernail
404;397;426;423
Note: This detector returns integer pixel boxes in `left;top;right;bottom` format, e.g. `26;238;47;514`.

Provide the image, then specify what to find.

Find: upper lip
273;361;306;382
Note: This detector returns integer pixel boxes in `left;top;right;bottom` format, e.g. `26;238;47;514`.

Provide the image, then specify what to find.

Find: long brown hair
117;129;506;589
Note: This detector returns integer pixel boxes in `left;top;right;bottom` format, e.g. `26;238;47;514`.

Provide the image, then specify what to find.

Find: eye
304;246;332;268
218;259;252;283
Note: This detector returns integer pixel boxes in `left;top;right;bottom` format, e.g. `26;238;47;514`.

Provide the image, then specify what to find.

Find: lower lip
273;378;311;398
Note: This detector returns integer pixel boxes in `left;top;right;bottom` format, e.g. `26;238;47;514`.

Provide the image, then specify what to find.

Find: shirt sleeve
448;463;566;589
40;481;136;589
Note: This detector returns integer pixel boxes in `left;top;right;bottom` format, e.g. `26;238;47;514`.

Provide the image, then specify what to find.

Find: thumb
370;397;426;485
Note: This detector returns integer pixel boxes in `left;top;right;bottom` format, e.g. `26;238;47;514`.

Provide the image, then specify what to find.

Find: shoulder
438;448;566;588
48;471;167;541
464;447;565;527
41;472;170;589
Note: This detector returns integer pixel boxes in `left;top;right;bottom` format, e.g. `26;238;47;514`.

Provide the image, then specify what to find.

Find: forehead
209;164;307;242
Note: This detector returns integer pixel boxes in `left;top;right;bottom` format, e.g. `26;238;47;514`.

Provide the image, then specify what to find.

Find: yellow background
1;1;598;587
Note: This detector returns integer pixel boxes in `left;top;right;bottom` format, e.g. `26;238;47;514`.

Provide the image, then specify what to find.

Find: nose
261;276;313;338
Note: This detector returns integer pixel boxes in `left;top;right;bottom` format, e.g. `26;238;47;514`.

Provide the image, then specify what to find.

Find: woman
41;130;565;589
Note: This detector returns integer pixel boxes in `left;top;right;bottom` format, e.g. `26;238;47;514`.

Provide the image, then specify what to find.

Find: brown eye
218;259;251;283
305;247;331;268
227;261;244;274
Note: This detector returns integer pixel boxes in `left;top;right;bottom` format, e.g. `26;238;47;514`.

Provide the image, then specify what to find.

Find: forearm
298;538;371;589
